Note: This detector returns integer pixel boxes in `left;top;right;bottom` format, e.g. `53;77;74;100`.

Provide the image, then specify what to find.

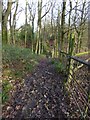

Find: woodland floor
2;58;71;119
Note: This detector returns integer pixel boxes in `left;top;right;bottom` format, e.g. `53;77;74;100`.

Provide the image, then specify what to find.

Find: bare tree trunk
60;1;66;50
51;4;53;34
9;0;18;45
38;0;42;55
31;18;34;53
51;3;54;58
67;0;72;53
59;1;66;61
2;1;13;44
35;38;39;54
78;1;86;52
74;1;86;53
9;11;12;44
24;0;28;48
57;7;60;57
27;1;36;53
35;0;52;54
12;0;19;45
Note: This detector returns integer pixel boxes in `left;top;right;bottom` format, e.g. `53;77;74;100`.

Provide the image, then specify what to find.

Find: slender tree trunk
25;0;28;48
35;0;51;54
2;20;7;44
31;19;34;53
35;38;39;54
2;1;13;44
35;0;42;54
60;1;66;50
51;5;53;34
60;1;66;61
12;0;19;45
74;1;78;53
67;0;72;53
78;1;86;52
74;1;86;53
38;0;42;55
57;7;60;57
9;11;13;44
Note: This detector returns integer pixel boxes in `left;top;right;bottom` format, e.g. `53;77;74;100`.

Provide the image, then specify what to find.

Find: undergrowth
51;59;66;74
2;45;44;104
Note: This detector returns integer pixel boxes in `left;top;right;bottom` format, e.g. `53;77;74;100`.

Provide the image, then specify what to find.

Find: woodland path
3;58;70;119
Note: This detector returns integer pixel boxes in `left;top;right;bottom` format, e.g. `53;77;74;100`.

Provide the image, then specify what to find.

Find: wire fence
60;51;90;118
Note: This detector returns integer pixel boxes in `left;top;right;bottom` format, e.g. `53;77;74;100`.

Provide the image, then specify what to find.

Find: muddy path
3;59;70;119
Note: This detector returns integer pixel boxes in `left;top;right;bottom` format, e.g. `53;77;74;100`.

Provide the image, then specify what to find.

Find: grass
2;45;45;103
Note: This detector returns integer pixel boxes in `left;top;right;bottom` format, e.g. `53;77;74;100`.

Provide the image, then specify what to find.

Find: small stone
31;90;35;94
44;94;47;98
7;106;12;111
16;105;21;110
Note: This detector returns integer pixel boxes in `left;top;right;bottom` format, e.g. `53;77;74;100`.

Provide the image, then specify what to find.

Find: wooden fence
60;51;90;119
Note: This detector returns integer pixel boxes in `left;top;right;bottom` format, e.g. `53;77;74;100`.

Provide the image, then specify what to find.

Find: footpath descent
3;59;70;119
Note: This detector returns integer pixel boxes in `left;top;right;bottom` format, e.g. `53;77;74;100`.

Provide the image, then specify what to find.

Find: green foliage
3;45;43;77
2;80;12;104
51;59;56;64
3;45;39;63
17;24;32;42
24;62;34;72
55;62;65;73
51;60;66;73
2;45;44;104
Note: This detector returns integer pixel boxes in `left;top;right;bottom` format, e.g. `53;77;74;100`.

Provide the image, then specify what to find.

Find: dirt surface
2;59;70;119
